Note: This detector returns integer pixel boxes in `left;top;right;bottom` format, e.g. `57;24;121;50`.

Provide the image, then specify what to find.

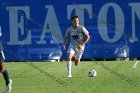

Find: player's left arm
79;27;90;49
82;32;90;45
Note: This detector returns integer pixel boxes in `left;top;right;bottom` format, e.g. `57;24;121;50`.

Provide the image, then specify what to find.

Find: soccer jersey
66;25;89;49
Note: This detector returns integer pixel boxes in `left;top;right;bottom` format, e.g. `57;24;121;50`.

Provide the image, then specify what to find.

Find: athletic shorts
67;45;84;60
0;51;5;63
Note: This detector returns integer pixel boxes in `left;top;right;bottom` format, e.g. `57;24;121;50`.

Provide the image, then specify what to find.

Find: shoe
6;79;12;93
67;74;72;77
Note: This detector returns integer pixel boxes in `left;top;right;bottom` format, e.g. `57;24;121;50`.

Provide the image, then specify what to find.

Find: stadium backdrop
0;0;140;61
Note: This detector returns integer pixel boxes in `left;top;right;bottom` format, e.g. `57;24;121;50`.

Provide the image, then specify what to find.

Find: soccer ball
88;69;97;77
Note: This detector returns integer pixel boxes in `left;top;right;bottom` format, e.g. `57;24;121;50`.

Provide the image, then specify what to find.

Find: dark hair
71;15;78;20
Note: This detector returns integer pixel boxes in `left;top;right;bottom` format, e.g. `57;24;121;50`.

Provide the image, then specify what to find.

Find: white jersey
66;25;89;49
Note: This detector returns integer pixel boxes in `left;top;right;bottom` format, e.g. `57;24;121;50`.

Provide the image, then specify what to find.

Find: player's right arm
62;29;70;50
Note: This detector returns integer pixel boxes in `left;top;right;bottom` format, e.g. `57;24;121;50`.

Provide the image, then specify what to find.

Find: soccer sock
2;69;10;85
67;61;72;75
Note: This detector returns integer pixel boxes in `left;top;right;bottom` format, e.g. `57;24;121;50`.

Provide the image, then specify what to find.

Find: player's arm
62;30;70;50
79;33;90;49
79;28;90;49
82;33;90;45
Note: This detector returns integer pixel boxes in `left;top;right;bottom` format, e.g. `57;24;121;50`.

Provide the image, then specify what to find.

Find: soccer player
0;26;12;93
62;15;90;77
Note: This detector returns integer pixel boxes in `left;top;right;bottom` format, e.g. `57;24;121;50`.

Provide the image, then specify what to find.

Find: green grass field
0;61;140;93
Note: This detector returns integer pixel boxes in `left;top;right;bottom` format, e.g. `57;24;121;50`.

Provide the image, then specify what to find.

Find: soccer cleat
6;79;12;93
67;74;72;77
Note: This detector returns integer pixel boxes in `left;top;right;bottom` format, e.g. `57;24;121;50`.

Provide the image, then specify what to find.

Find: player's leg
74;49;84;66
67;53;74;77
66;46;75;77
74;59;80;66
0;51;12;93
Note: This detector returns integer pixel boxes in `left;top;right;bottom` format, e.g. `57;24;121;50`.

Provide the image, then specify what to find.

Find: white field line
132;61;139;68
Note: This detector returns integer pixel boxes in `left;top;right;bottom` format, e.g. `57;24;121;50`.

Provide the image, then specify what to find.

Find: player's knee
67;57;71;61
0;63;5;73
0;68;5;73
67;57;72;61
67;53;74;61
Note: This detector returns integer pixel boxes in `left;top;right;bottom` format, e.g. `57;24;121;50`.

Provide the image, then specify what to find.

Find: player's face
72;18;79;28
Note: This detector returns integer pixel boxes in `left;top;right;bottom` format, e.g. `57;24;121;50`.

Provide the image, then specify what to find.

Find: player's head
71;15;79;28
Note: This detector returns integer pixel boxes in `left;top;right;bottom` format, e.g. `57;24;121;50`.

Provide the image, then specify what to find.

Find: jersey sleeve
65;28;70;37
82;26;89;35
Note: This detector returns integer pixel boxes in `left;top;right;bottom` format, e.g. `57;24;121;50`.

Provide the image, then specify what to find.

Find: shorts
0;51;5;63
67;45;84;60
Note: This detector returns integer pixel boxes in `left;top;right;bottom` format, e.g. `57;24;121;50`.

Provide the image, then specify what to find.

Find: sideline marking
132;61;139;68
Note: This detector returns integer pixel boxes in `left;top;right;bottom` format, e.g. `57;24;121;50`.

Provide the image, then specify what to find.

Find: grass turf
0;61;140;93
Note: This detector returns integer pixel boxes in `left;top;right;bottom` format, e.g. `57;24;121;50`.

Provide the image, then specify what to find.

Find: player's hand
78;44;84;49
62;45;66;50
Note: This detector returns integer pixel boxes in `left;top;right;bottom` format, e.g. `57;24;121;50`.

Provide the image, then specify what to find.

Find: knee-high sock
67;61;72;75
2;69;10;85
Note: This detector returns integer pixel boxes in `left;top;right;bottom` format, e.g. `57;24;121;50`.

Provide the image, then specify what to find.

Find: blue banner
0;0;140;61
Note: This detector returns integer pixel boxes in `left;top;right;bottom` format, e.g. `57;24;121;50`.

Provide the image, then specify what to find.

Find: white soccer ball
88;69;97;77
